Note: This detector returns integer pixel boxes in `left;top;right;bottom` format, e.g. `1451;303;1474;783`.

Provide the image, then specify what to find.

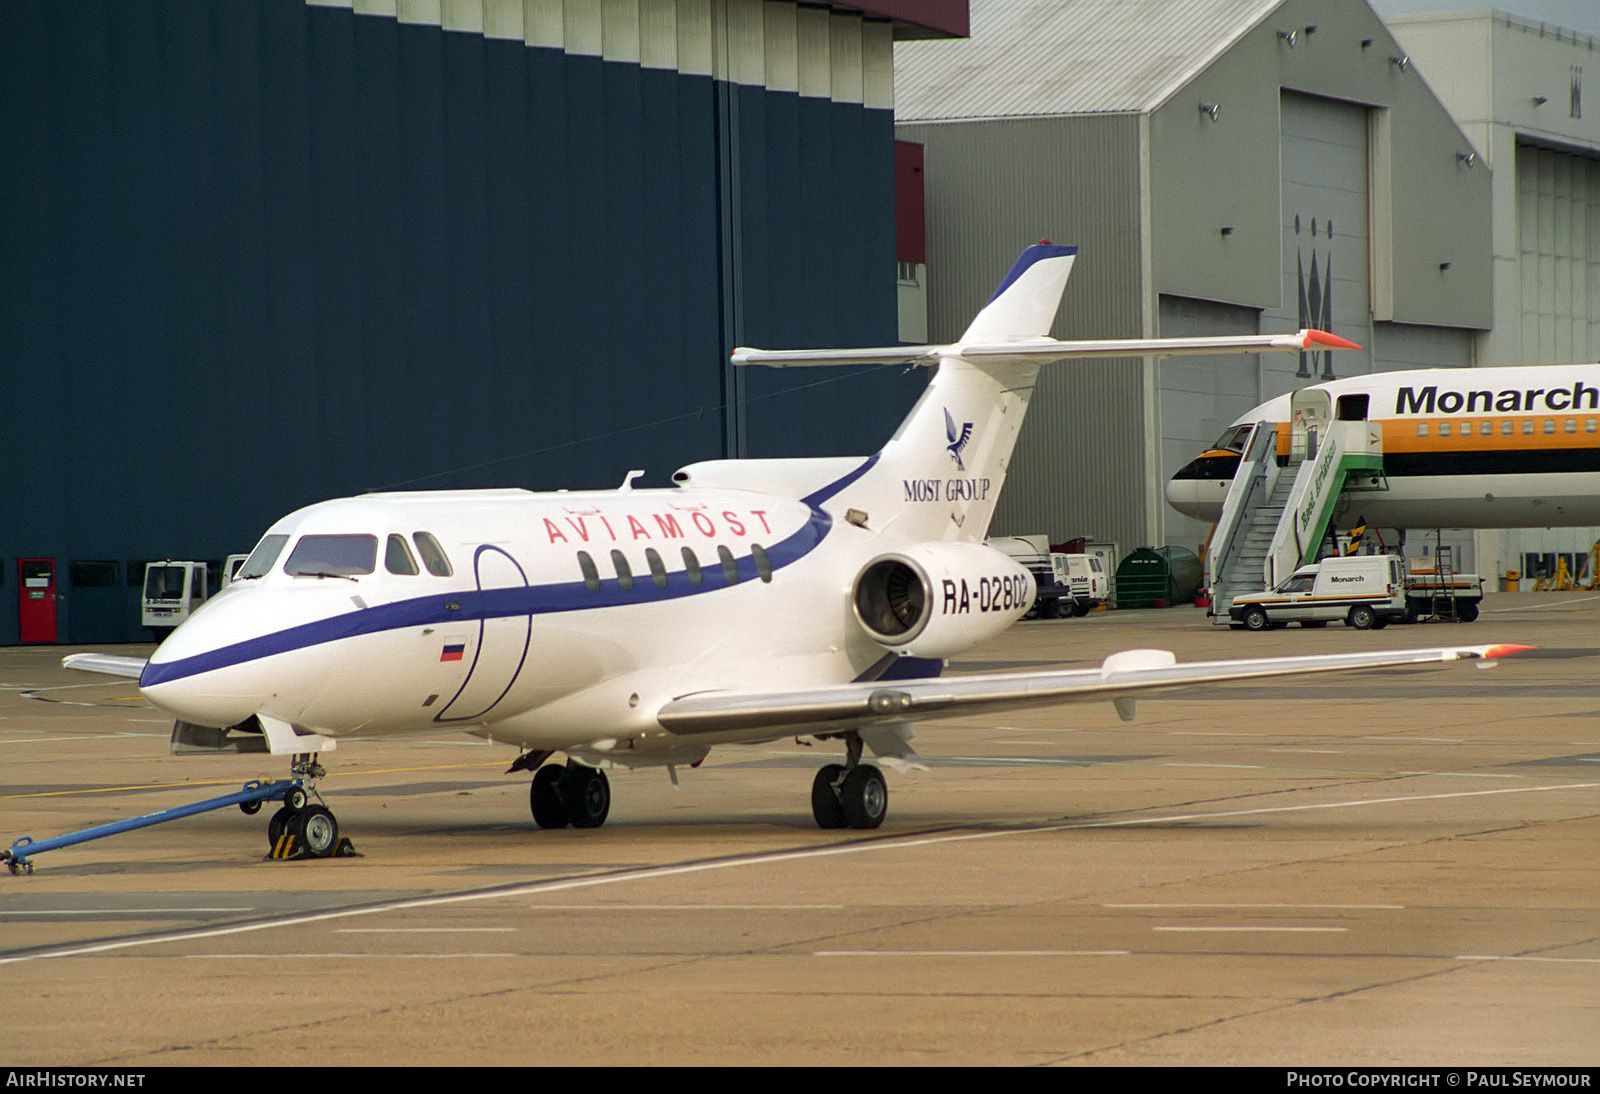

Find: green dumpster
1114;546;1202;609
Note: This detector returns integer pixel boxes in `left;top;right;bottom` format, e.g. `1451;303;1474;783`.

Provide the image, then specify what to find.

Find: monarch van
1228;555;1407;631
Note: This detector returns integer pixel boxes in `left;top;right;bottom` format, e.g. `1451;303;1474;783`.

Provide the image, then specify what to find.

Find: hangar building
895;0;1495;562
1;0;965;643
1387;10;1600;585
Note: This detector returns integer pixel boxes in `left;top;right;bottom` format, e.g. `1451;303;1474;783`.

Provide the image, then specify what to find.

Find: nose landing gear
265;755;356;860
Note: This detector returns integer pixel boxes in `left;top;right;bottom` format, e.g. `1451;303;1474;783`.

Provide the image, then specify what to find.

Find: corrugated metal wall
0;0;917;642
1517;143;1600;365
894;113;1149;553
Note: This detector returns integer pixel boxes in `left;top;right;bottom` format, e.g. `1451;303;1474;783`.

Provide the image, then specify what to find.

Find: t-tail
733;242;1360;543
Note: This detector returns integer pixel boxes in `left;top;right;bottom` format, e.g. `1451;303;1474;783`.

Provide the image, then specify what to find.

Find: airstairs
1205;390;1387;624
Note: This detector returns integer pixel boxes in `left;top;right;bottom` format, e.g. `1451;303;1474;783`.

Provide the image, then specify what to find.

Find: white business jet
66;244;1525;856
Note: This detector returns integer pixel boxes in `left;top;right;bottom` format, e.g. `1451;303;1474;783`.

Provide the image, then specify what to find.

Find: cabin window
1460;420;1472;435
577;551;600;592
1439;422;1451;437
1501;420;1514;435
1523;419;1536;435
1480;421;1493;436
1588;419;1598;433
682;547;703;587
1544;419;1557;434
385;534;419;575
751;543;773;583
611;549;634;591
238;534;289;580
1416;422;1429;438
717;545;740;585
644;548;668;589
1566;418;1577;434
412;532;454;577
284;534;378;577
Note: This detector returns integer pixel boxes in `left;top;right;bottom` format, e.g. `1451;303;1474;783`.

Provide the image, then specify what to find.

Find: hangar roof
895;0;1284;119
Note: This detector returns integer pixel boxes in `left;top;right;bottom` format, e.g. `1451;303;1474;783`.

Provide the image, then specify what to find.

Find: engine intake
852;543;1035;659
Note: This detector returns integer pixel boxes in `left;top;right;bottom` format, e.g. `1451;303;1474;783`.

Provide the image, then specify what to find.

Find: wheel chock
266;835;359;861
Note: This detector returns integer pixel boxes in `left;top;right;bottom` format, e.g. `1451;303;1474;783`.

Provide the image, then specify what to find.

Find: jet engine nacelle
852;543;1037;660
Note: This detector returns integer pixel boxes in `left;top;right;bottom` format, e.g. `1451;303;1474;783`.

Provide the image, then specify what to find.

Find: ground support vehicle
1228;555;1408;631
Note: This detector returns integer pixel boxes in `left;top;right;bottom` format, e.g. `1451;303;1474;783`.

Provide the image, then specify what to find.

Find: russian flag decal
440;643;465;662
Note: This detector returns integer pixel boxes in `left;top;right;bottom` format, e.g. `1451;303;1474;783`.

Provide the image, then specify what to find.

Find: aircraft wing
731;328;1358;368
655;643;1530;737
61;653;148;679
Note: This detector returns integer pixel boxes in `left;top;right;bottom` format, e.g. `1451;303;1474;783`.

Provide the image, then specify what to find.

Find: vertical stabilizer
835;244;1078;543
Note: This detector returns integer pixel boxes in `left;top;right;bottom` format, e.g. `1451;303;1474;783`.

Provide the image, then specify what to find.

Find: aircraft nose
1165;454;1237;521
138;599;267;727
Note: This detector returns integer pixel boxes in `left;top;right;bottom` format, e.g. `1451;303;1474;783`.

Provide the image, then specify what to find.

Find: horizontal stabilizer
733;329;1358;369
61;653;148;679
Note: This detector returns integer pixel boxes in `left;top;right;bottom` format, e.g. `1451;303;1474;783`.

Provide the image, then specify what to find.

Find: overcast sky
1370;0;1600;37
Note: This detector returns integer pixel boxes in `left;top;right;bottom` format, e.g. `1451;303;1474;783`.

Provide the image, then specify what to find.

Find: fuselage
140;477;882;759
1167;364;1600;529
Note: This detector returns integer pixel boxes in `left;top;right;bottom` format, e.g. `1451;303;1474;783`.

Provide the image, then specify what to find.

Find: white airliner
1167;365;1600;528
66;244;1526;855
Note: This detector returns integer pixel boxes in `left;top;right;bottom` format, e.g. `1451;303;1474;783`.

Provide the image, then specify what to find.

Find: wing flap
655;644;1529;737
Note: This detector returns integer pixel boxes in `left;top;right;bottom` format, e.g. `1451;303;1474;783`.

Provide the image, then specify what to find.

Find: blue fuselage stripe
139;485;854;689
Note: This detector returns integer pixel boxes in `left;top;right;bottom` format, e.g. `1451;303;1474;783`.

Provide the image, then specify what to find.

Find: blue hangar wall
0;1;919;644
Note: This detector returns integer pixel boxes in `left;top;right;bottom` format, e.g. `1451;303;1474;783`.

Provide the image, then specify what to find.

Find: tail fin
730;242;1356;545
843;244;1080;543
959;243;1079;343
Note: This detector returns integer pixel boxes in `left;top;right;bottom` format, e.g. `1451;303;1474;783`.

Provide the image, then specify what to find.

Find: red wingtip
1305;328;1363;351
1482;644;1536;659
1299;329;1363;350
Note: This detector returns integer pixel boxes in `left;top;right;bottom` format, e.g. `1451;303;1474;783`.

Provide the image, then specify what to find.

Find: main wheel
562;765;610;829
1347;605;1376;630
840;766;888;830
292;805;340;858
530;763;569;829
1241;606;1269;631
811;764;847;829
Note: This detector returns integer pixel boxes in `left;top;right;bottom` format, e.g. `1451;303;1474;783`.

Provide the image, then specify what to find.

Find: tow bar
2;778;354;874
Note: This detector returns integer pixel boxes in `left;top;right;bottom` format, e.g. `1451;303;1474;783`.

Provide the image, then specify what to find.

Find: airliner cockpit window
237;534;289;580
413;532;454;577
385;534;420;576
284;534;378;577
1212;424;1253;452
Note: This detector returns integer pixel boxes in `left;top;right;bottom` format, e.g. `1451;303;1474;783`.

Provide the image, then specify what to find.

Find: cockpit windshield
1211;424;1253;453
284;534;378;577
237;534;289;580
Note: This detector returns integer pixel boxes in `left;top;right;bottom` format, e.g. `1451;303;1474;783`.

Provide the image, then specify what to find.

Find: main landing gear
261;755;353;860
811;733;888;830
511;754;612;830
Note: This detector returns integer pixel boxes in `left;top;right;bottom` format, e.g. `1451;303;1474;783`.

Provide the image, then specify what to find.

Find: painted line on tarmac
1456;954;1600;964
2;780;1592;967
1152;926;1348;933
814;949;1128;957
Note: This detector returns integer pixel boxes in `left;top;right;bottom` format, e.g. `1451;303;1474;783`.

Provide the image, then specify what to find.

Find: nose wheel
264;756;355;860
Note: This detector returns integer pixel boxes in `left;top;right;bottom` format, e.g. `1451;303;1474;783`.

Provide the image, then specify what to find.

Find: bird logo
945;408;973;472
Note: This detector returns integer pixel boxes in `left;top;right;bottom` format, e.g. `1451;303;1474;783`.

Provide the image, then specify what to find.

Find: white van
1050;553;1108;616
1228;555;1407;631
142;561;208;633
